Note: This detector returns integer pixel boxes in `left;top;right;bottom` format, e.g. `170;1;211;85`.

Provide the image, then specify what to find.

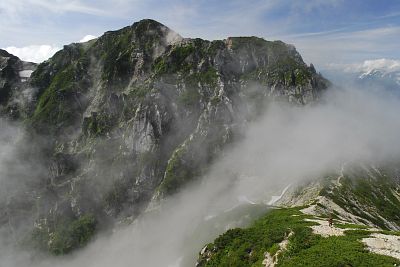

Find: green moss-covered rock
159;145;194;195
31;214;97;255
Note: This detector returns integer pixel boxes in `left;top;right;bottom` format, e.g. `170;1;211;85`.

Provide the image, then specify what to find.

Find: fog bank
2;85;400;266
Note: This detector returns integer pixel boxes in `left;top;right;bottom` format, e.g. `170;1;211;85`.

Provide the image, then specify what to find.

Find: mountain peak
132;18;165;28
131;18;183;45
0;49;16;59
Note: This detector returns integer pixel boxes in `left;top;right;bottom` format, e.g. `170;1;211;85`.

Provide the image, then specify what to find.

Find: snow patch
358;59;400;77
19;70;33;78
267;184;291;205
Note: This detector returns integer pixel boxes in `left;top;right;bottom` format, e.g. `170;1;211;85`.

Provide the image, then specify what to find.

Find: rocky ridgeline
197;165;400;266
277;165;400;231
0;19;329;254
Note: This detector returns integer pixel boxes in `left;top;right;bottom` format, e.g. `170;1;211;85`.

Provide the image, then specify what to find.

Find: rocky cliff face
0;49;36;119
0;19;329;254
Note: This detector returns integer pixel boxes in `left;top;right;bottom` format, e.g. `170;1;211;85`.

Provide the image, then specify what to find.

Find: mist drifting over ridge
2;1;400;265
1;83;400;266
0;19;329;266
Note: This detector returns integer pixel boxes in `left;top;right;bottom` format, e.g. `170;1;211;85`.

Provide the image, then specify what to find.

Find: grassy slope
197;208;400;267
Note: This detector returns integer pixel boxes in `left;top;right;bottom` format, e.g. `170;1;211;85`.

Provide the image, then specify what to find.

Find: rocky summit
1;19;330;255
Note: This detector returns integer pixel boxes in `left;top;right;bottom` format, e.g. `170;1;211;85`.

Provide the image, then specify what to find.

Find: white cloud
79;35;97;43
24;0;105;15
4;45;60;63
326;58;400;74
290;0;344;13
356;58;400;74
3;35;97;63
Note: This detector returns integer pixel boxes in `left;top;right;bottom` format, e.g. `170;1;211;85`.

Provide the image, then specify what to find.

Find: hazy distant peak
359;58;400;75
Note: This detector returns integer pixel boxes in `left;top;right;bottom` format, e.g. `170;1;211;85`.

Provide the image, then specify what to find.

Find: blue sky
1;0;400;69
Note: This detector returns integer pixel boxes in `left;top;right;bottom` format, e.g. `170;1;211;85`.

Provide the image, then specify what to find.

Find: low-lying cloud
327;58;400;75
2;85;400;267
4;45;60;63
4;34;97;63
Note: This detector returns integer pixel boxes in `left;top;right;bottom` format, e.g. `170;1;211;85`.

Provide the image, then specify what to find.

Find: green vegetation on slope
198;208;400;267
30;66;76;129
197;208;310;267
29;44;91;134
159;144;198;195
97;27;135;84
279;229;398;267
31;214;97;255
153;43;195;74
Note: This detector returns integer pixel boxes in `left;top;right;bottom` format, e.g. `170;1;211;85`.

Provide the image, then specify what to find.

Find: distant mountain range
323;59;400;94
358;68;400;92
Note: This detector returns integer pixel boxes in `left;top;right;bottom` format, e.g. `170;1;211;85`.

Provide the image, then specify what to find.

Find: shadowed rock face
0;49;36;119
0;19;329;254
